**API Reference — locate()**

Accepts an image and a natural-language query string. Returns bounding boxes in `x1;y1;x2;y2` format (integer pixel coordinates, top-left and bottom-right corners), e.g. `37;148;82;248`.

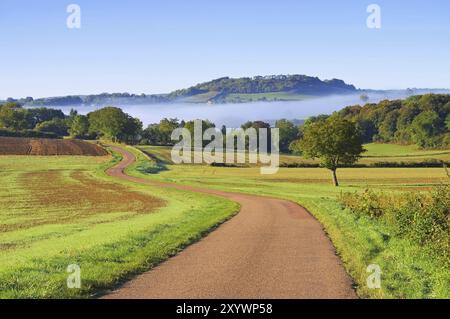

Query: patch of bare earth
0;170;164;232
0;137;108;156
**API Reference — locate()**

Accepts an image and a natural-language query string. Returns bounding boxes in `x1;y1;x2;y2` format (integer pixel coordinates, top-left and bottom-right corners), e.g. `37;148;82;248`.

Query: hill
10;74;357;106
168;75;356;103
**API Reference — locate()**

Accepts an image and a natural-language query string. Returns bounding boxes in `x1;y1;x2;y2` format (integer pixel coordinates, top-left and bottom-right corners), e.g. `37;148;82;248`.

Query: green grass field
134;145;450;299
362;143;449;157
0;151;238;298
142;143;450;168
1;142;448;299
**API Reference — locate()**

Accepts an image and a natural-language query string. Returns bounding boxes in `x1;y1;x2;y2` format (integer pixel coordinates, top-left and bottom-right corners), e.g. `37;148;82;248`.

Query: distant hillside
168;75;357;103
10;74;358;106
9;74;450;107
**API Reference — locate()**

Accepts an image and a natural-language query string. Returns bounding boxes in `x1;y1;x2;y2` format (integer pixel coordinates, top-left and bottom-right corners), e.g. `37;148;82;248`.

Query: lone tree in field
298;116;365;186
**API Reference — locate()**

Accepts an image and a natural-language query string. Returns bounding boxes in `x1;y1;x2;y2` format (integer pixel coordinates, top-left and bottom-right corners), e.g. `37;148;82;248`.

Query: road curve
103;146;356;299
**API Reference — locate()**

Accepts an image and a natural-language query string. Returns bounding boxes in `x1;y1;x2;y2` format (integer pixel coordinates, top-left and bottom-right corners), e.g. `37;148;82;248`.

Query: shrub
340;185;449;258
340;189;388;218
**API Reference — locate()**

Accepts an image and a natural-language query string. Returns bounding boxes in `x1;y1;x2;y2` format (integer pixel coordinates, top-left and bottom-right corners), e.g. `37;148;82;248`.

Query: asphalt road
102;146;356;299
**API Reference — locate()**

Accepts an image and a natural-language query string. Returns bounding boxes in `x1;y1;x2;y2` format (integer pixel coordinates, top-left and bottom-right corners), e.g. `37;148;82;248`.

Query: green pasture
0;152;238;298
134;144;450;299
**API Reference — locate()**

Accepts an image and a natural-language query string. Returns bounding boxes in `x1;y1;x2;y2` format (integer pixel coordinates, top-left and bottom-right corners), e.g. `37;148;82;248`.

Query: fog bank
54;90;449;127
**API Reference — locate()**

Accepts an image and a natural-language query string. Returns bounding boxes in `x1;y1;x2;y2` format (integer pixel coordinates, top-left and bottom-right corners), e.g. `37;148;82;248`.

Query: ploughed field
0;137;108;156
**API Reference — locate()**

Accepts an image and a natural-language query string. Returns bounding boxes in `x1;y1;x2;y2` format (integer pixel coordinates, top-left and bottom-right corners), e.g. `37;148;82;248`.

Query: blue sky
0;0;449;99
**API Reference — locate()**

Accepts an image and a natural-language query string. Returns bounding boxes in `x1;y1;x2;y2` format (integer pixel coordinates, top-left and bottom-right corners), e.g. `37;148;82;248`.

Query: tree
0;103;31;131
410;111;445;148
69;115;89;138
27;108;65;127
87;107;142;143
378;111;399;142
275;119;298;153
241;121;271;151
288;139;303;155
142;118;181;145
35;118;69;136
184;119;216;147
298;116;365;186
158;118;181;145
121;117;143;144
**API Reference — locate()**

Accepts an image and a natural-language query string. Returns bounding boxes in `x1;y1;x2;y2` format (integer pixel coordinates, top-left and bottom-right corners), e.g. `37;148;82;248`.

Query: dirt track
0;137;107;156
103;146;356;299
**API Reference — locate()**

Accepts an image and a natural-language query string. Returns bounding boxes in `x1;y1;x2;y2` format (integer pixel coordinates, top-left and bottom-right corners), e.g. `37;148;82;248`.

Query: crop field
141;143;450;168
0;151;238;298
1;140;448;298
134;145;450;298
0;137;108;156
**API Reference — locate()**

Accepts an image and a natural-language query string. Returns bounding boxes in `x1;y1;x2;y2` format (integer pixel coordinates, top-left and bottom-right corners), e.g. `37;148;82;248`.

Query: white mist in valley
54;90;448;127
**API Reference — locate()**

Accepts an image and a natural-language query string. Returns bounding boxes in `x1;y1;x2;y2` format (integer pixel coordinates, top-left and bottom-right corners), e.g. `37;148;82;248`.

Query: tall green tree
27;108;65;127
0;103;31;131
87;107;142;143
410;111;445;148
298;116;365;186
69;115;89;138
184;119;216;147
142;118;181;145
378;111;399;142
275;119;298;153
241;121;271;151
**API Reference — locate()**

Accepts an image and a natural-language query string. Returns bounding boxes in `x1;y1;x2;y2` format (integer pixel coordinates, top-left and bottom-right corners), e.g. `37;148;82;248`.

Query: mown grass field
134;144;450;299
0;151;238;298
142;143;450;168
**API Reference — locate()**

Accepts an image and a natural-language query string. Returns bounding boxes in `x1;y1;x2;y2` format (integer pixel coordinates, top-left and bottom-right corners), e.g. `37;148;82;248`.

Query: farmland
135;142;450;169
0;137;107;156
0;148;238;298
133;144;450;298
1;139;448;298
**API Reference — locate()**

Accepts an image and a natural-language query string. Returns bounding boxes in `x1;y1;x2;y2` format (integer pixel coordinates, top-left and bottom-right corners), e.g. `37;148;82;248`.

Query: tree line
2;94;449;151
337;94;450;148
0;103;142;143
2;94;449;186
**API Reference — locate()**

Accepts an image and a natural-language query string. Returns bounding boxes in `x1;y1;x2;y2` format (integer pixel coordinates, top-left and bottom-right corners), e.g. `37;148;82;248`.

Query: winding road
103;146;356;299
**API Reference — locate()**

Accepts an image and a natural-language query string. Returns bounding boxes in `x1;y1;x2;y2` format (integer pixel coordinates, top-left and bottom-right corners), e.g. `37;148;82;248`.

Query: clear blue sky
1;0;449;99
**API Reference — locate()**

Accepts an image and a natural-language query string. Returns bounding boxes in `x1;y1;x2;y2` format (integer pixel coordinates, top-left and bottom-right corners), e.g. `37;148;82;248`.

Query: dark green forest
336;94;450;148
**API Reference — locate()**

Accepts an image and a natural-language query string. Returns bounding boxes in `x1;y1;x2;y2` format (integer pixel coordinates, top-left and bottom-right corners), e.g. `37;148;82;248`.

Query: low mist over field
52;90;448;127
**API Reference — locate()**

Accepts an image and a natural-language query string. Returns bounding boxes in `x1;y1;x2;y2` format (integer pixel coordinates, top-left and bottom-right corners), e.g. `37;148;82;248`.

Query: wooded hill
9;75;357;106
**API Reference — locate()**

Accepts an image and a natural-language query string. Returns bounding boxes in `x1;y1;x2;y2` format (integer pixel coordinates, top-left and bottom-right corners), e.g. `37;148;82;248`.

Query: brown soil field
0;137;108;156
1;170;164;233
